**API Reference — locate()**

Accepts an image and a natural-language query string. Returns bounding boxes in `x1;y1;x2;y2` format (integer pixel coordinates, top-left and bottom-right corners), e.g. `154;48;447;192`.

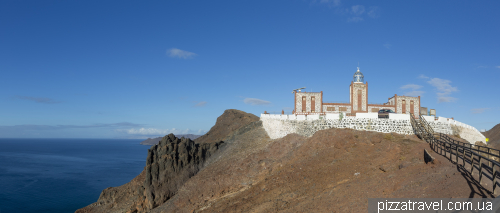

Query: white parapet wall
419;115;486;144
356;113;378;119
260;114;486;144
261;114;413;140
389;113;410;120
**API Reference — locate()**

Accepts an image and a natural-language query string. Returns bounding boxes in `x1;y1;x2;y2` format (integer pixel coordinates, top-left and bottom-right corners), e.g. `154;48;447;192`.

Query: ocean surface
0;138;151;213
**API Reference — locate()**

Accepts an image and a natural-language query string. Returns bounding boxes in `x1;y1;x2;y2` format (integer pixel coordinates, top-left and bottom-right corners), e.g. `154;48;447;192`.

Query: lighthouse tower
349;67;368;113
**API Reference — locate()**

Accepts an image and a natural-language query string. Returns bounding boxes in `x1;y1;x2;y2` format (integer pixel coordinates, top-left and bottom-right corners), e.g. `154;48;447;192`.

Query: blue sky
1;0;499;138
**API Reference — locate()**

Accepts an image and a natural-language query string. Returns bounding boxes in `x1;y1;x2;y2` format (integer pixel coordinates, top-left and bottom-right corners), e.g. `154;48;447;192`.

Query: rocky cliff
140;134;202;146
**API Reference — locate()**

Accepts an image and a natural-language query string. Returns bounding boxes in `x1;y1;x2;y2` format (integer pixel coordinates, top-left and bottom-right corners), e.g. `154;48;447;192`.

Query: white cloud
167;48;197;59
471;108;489;114
496;66;500;69
400;84;422;90
427;78;458;96
437;97;457;103
367;6;380;18
243;98;271;106
477;65;488;69
194;101;207;107
418;74;429;79
427;78;458;103
318;0;341;6
404;91;425;97
124;128;191;135
351;5;365;15
383;43;392;49
347;17;364;22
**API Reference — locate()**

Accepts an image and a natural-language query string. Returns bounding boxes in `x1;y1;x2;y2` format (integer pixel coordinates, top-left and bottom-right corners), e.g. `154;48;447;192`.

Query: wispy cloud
367;6;380;18
471;108;489;114
351;5;365;15
0;122;141;131
400;84;424;97
194;101;207;107
477;65;488;69
317;0;341;7
400;84;422;90
347;17;363;22
404;91;425;97
383;43;392;49
437;97;457;103
14;96;60;104
243;98;271;106
347;5;379;22
427;78;458;103
122;127;204;136
313;1;379;23
496;66;500;69
418;74;429;79
167;48;197;59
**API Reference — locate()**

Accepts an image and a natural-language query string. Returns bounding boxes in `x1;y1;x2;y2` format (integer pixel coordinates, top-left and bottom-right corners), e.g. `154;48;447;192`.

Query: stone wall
261;114;486;144
424;117;486;144
261;115;413;139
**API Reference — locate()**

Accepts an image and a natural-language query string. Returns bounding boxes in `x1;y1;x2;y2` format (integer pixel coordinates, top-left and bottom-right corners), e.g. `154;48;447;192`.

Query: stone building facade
293;67;422;116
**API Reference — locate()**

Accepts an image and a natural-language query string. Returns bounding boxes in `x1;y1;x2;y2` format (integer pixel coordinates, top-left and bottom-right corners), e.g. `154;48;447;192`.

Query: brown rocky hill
194;109;259;144
484;123;500;149
77;110;494;213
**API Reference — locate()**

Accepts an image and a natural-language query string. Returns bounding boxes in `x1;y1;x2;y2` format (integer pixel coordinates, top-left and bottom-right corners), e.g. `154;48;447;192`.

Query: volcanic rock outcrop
76;134;223;213
140;134;202;146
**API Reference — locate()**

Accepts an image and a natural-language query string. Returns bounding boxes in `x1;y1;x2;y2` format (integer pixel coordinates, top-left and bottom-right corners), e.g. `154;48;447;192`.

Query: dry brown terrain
484;124;500;150
77;110;495;213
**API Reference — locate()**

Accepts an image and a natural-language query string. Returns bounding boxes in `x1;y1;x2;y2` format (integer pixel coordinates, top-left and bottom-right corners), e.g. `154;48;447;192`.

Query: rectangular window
302;96;306;112
410;100;414;114
311;96;315;112
327;107;335;111
371;108;379;112
339;107;347;112
402;100;406;114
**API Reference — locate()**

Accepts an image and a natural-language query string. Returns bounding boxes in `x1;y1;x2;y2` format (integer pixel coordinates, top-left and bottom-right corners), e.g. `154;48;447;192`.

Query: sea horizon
0;138;150;213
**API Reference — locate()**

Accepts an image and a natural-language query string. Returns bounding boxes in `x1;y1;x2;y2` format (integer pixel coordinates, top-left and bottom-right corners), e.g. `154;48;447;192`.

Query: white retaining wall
356;113;378;119
423;116;486;144
261;114;413;139
260;114;486;144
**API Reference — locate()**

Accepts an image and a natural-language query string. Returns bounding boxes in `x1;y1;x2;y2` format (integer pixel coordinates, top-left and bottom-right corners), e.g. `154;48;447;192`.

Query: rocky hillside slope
194;109;259;144
77;110;494;213
484;123;500;149
140;134;202;145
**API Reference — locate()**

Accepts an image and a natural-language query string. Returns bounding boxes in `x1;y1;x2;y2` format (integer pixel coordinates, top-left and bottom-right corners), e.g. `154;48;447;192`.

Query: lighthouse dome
353;67;364;83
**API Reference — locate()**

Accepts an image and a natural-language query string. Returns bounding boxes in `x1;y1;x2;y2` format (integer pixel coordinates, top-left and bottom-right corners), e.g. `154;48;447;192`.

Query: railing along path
410;113;500;195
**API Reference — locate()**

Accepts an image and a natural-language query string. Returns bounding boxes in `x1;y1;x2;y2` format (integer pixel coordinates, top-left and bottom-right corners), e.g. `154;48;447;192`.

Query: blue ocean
0;138;151;213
